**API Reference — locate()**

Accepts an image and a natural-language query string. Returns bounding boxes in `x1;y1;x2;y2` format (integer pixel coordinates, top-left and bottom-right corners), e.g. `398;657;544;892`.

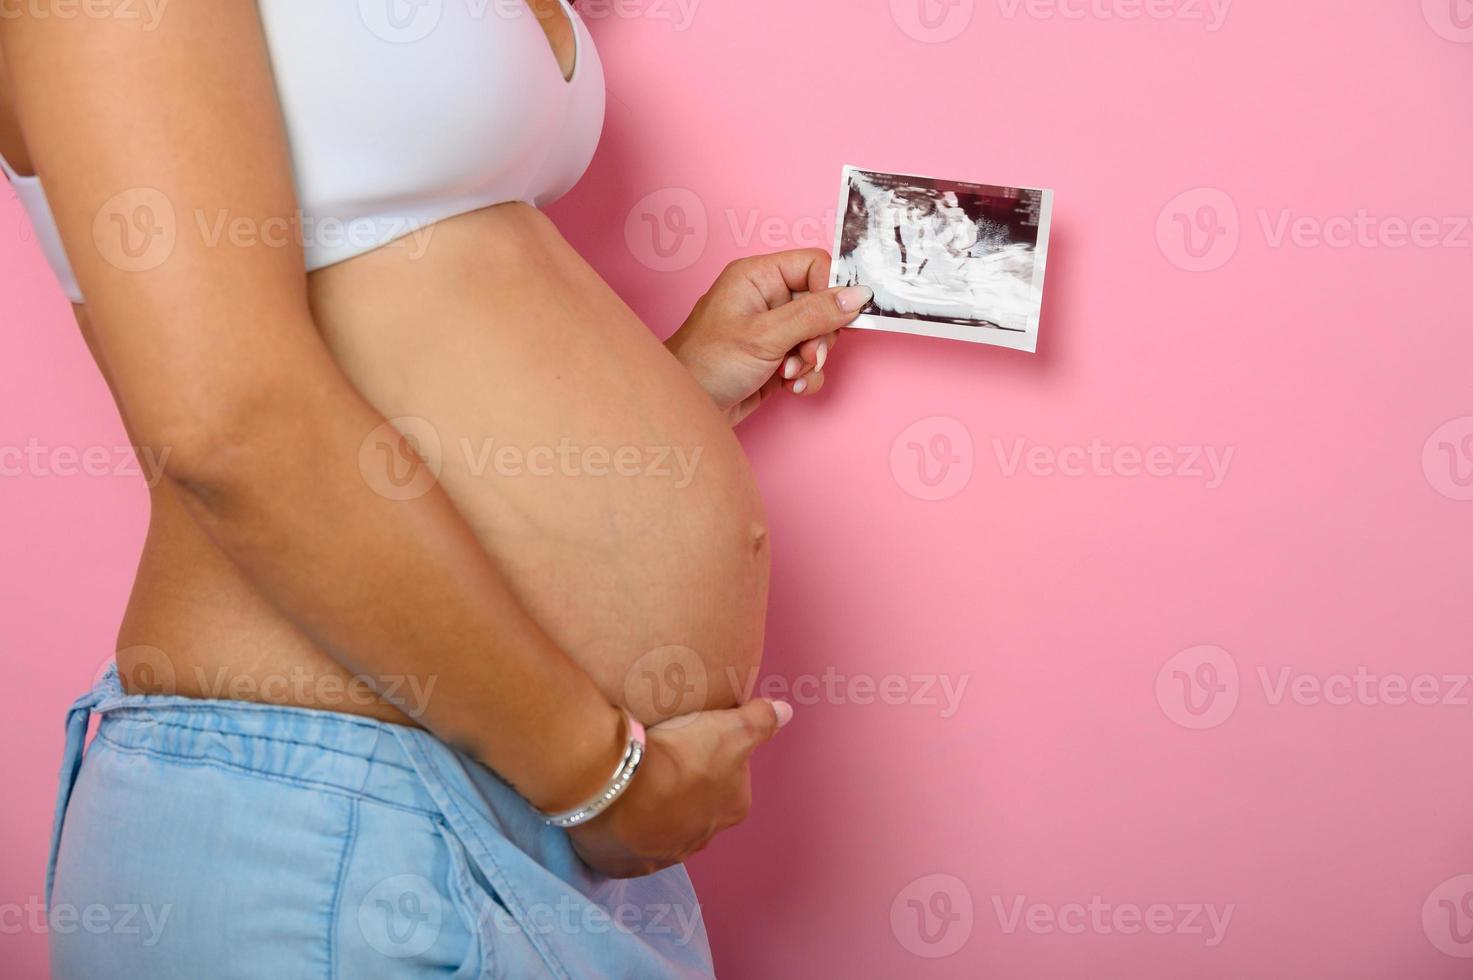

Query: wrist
521;698;627;815
666;331;738;417
538;707;646;827
664;324;698;374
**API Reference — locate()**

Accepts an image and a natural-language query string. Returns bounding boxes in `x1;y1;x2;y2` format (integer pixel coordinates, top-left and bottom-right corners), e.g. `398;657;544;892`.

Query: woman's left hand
666;248;872;425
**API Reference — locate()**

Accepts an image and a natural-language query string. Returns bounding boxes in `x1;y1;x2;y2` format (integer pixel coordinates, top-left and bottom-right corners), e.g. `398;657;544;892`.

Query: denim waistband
50;664;716;979
88;669;447;818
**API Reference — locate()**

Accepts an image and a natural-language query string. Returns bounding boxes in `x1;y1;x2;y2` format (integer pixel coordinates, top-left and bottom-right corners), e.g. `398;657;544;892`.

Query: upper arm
0;48;34;173
0;3;323;451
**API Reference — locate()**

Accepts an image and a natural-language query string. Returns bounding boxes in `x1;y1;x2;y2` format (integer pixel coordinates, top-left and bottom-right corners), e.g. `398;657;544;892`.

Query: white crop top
1;0;604;303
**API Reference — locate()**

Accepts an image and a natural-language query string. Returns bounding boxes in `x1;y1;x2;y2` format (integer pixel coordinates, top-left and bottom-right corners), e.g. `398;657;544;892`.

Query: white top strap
2;152;84;303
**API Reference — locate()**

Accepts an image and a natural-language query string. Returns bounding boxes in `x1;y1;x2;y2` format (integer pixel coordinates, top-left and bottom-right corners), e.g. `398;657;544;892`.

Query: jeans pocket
435;819;561;980
338;801;486;979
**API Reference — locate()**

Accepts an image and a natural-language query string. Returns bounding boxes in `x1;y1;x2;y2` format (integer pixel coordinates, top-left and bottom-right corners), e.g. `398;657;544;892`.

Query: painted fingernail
815;342;828;373
836;285;873;313
783;354;802;380
772;700;794;728
793;378;808;394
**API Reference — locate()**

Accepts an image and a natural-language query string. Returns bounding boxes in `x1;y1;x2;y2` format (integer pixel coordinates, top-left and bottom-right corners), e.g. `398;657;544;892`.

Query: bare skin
112;199;776;721
1;1;858;877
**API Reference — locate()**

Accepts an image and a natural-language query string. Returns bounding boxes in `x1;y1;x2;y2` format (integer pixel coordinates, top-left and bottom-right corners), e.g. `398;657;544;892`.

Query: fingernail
793;378;808;394
772;700;794;728
836;285;873;313
815;342;828;373
783;355;802;380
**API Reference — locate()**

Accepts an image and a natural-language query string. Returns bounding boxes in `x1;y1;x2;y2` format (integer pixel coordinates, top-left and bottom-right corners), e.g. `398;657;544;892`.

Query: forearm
1;5;620;818
168;352;621;813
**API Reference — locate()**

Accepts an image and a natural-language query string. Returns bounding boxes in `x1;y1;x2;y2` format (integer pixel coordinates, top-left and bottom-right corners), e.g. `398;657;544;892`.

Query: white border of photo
829;164;1054;354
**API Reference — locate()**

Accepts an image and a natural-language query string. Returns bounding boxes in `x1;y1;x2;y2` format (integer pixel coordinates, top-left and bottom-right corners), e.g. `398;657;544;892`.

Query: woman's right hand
567;698;793;878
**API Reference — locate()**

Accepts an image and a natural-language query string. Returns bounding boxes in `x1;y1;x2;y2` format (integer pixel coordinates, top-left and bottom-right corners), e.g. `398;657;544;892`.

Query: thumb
756;285;872;356
727;698;793;755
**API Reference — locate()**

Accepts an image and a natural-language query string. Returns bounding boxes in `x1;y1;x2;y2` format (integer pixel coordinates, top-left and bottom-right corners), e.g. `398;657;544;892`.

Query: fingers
777;329;840;398
781;331;839;378
799;330;838;373
787;368;825;397
726;698;792;758
717;767;754;834
758;284;872;356
725;248;833;311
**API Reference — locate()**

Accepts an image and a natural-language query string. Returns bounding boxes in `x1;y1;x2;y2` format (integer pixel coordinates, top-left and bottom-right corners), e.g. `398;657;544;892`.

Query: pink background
4;0;1473;975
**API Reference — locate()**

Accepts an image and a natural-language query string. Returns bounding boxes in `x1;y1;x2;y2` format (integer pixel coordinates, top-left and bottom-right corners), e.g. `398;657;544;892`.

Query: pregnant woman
1;2;870;976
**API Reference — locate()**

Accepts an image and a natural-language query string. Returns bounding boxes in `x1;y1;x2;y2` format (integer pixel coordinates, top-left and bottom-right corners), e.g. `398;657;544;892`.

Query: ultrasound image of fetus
834;170;1044;332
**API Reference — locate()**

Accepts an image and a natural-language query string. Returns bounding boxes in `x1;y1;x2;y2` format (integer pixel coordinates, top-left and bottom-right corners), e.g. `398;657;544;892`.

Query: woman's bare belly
113;203;769;726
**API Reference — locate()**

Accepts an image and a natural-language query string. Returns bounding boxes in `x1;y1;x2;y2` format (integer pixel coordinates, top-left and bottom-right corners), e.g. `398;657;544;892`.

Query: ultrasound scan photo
831;166;1054;352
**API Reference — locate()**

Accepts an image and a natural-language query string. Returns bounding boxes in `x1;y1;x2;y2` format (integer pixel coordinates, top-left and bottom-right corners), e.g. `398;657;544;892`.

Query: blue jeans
46;666;714;979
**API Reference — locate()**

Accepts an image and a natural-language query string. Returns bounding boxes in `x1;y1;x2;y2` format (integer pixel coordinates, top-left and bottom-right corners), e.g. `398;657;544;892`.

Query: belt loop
45;672;110;907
